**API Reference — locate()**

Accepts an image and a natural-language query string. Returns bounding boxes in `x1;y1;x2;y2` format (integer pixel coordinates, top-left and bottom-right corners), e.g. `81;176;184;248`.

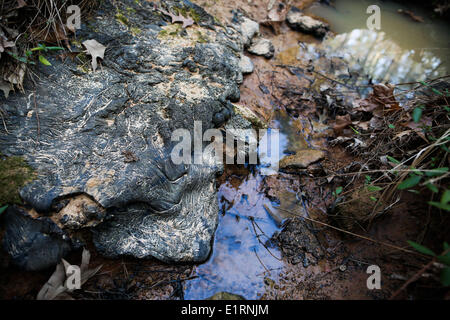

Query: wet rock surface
279;149;326;171
239;55;254;74
287;7;329;38
0;0;247;268
237;16;260;47
2;206;72;271
248;38;275;58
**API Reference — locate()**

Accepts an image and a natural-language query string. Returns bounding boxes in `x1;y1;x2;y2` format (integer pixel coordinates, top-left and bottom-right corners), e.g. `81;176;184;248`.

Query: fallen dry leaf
332;114;352;134
0;80;13;98
0;30;15;53
358;83;400;113
353;121;370;131
16;0;27;8
403;116;433;142
157;6;195;29
2;60;26;89
82;39;106;72
394;130;413;140
37;248;102;300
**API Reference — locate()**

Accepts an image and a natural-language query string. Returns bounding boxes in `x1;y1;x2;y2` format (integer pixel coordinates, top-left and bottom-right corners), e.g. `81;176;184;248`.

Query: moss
188;8;202;24
86;22;100;33
0;156;36;206
173;6;202;24
196;31;209;43
71;40;83;48
74;52;91;73
126;7;136;14
130;27;142;35
158;25;183;39
169;24;183;36
115;12;129;26
158;29;169;37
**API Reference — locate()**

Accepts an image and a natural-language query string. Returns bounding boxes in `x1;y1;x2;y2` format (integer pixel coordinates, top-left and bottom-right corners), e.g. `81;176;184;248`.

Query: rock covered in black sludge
2;206;72;271
0;0;248;268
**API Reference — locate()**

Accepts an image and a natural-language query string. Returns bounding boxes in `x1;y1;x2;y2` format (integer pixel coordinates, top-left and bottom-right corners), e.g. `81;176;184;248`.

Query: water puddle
184;172;283;300
306;0;450;84
184;110;311;300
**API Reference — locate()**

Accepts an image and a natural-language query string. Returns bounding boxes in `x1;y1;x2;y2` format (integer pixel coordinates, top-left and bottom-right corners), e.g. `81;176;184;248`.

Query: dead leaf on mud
332;114;352;134
353;121;370;131
394;130;413;140
403;116;433;142
82;39;106;72
358;83;400;113
37;248;102;300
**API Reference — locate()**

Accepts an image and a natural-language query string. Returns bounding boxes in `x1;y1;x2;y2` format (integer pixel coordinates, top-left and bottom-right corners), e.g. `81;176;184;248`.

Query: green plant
391;127;449;212
333;186;343;197
7;43;63;66
408;241;450;286
0;205;7;215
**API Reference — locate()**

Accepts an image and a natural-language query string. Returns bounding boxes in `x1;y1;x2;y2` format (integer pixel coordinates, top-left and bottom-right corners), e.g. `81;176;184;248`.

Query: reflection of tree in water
315;29;447;84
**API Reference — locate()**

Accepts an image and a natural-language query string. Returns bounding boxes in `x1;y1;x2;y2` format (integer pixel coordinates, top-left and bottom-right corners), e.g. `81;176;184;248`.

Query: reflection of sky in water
322;29;446;84
259;111;310;175
185;112;308;300
184;174;283;300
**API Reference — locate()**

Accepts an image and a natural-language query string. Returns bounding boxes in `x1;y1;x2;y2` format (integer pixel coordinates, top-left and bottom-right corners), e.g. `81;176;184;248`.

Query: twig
253;248;270;273
390;248;450;299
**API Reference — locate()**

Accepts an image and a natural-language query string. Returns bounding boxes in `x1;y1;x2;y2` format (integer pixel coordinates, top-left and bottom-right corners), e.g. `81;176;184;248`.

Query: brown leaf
0;31;15;53
358;83;400;113
158;7;195;29
354;121;370;131
404;116;432;142
394;130;413;140
16;0;27;8
369;116;383;130
332;114;353;135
